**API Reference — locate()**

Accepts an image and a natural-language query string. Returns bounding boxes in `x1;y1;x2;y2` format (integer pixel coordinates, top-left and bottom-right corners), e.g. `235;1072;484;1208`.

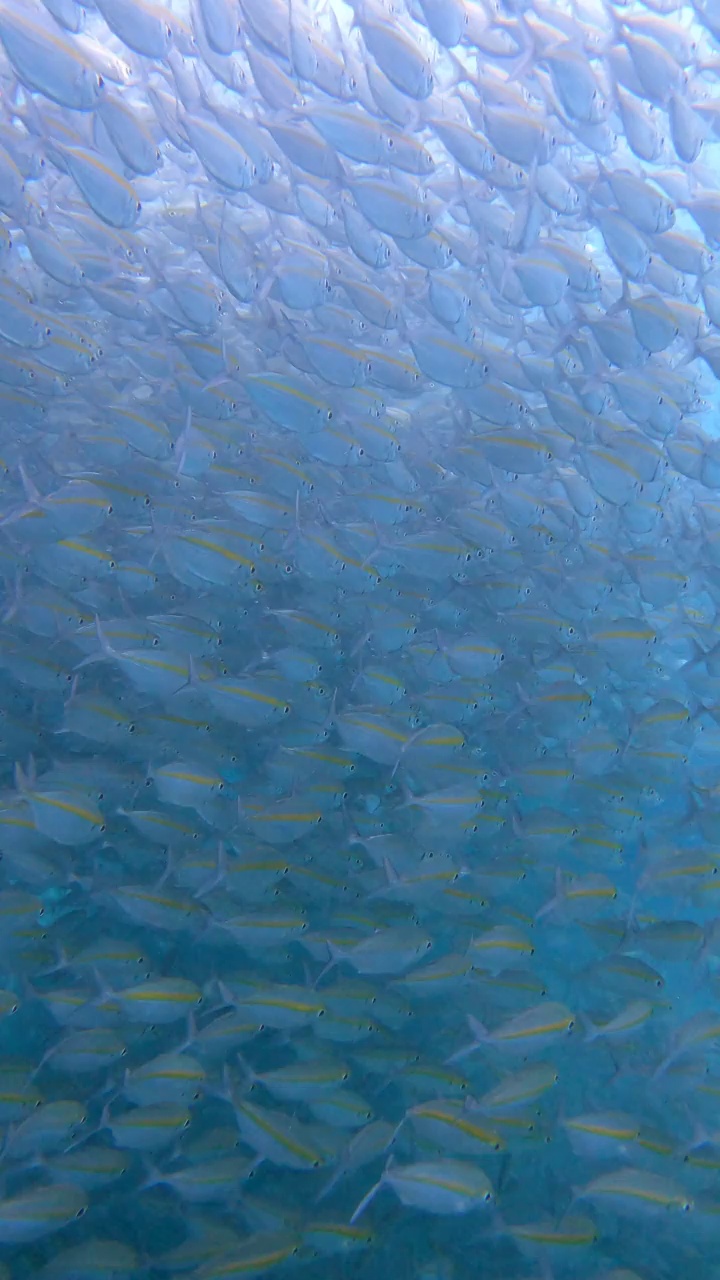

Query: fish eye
76;1206;87;1219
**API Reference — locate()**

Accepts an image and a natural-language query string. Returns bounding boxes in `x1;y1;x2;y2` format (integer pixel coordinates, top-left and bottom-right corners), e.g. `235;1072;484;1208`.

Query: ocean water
0;0;718;1277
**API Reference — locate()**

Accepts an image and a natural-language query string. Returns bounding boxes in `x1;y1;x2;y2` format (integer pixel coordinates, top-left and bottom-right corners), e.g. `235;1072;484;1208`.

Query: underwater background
0;0;718;1275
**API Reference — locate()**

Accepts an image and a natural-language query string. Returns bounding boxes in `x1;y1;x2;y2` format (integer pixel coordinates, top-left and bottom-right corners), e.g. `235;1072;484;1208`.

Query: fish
351;1157;494;1220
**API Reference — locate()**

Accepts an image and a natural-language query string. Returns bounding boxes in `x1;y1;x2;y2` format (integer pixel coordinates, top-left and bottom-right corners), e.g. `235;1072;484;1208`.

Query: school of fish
2;0;720;1275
